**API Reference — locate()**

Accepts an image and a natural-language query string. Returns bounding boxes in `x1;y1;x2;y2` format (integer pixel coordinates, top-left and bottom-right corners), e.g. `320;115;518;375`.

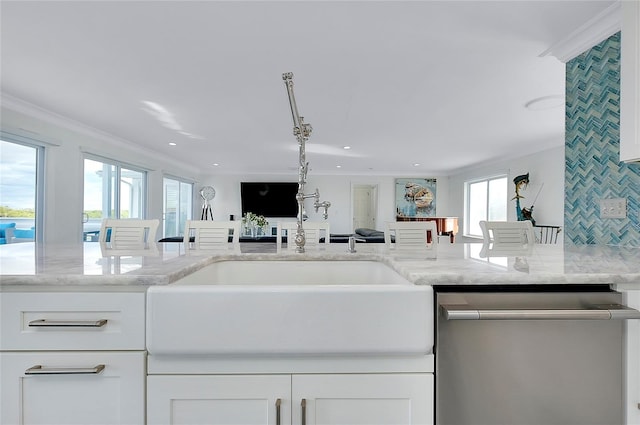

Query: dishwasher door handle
441;303;640;320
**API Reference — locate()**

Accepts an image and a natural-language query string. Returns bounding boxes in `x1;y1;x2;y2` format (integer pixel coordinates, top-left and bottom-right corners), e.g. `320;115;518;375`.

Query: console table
395;216;459;243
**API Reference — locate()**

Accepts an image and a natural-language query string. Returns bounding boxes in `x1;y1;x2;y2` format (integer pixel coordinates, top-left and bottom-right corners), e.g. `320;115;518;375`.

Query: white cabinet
0;291;145;350
0;291;146;425
147;373;433;425
621;0;640;163
624;289;640;425
292;374;433;425
0;351;145;425
147;375;291;425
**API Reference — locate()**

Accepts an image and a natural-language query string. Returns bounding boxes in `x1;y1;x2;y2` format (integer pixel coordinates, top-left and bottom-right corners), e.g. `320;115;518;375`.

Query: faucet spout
314;200;331;219
282;72;331;253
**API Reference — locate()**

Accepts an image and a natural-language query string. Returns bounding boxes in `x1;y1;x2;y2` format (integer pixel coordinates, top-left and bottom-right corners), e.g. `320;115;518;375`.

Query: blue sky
1;140;106;213
0;140;36;210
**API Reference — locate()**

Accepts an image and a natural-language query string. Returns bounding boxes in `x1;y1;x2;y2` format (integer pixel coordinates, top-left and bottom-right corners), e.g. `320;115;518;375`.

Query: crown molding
1;92;200;174
540;1;621;63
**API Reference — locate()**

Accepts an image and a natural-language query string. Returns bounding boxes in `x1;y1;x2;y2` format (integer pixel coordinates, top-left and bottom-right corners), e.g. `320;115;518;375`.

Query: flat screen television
241;182;299;217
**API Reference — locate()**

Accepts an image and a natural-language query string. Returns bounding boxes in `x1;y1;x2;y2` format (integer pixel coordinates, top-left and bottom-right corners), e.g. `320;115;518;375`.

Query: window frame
83;153;150;221
464;174;508;238
0;132;46;243
162;175;194;238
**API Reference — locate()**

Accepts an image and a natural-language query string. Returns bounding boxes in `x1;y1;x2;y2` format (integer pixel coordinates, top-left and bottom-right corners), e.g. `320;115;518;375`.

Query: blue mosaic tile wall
565;32;640;246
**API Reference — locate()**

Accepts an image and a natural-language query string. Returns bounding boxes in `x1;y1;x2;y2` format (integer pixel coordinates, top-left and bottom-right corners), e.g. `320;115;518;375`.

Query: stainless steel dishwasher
435;285;640;425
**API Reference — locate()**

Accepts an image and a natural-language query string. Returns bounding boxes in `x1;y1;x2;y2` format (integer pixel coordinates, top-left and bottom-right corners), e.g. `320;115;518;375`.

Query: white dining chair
479;220;535;248
276;221;330;251
99;218;159;249
183;220;241;251
384;221;438;256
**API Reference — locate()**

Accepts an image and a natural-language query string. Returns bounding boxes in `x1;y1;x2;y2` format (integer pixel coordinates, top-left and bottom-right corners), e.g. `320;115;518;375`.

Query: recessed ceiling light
168;142;177;146
336;165;342;168
343;146;351;150
212;163;219;166
413;163;420;167
525;95;564;110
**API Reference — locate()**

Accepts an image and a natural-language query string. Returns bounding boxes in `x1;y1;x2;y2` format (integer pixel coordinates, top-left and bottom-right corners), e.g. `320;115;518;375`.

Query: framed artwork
395;178;437;219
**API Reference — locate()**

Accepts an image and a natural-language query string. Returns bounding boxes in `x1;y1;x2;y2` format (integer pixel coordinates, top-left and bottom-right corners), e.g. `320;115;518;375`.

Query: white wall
198;174;450;234
447;146;565;242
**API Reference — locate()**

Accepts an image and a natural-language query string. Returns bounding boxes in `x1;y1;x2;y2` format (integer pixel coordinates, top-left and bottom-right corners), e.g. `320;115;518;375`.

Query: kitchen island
1;241;639;287
1;241;639;425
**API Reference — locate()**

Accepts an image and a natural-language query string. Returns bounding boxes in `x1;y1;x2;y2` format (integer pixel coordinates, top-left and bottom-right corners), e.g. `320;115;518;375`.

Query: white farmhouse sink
171;260;415;285
146;260;433;356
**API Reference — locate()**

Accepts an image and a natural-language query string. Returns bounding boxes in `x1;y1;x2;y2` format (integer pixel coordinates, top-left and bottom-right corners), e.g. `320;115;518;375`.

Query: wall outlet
599;198;627;219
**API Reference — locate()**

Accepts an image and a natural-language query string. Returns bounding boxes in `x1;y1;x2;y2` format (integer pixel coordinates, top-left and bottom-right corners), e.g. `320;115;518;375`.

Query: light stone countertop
0;241;639;288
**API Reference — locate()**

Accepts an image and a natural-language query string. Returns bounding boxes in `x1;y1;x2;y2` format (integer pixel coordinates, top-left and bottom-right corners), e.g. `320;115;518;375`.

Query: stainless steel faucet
282;72;331;253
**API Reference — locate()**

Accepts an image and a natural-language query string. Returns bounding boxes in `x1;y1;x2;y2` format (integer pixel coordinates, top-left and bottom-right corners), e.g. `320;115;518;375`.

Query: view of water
0;218;35;230
0;218;103;233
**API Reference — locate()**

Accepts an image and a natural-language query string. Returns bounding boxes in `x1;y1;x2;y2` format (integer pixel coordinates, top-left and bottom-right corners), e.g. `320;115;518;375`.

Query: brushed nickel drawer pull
301;398;306;425
276;398;281;425
441;304;640;320
25;364;106;375
28;319;108;328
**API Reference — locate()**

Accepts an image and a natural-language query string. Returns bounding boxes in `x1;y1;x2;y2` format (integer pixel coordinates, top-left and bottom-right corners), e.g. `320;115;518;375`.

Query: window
0;138;44;243
465;175;507;238
83;157;147;241
466;242;508;268
163;177;193;238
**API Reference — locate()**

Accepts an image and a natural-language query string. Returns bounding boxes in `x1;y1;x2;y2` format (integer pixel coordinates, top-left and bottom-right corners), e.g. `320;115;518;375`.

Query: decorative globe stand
200;186;215;220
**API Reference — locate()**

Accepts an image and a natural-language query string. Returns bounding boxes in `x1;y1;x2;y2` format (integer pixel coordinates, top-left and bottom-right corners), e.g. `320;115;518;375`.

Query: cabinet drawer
0;292;145;350
0;351;145;425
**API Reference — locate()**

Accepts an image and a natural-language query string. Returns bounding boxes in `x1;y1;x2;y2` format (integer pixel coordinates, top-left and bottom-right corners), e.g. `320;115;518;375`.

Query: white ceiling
0;1;615;176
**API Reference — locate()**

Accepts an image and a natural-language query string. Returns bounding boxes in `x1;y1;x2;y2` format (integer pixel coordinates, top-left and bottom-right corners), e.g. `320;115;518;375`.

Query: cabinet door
147;374;291;425
292;373;433;425
0;351;145;425
626;291;640;425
